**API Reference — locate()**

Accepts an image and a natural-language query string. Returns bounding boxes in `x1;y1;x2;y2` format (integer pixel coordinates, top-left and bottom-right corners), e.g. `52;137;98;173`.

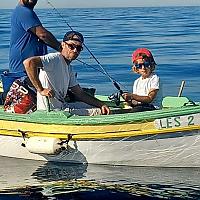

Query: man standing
23;31;110;115
9;0;61;73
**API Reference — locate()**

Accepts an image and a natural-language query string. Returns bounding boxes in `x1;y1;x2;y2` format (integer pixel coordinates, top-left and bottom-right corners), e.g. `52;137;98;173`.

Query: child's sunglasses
134;61;150;69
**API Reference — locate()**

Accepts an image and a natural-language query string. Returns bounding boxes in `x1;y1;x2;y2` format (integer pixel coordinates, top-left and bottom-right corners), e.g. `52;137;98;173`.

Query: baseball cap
63;31;84;43
132;48;156;64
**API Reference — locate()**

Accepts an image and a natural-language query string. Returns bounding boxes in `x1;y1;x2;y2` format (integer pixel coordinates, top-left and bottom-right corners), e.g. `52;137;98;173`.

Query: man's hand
39;88;54;98
101;104;110;115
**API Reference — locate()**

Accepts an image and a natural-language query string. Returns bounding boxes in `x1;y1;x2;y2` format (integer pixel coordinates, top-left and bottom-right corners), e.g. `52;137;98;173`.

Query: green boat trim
0;100;200;125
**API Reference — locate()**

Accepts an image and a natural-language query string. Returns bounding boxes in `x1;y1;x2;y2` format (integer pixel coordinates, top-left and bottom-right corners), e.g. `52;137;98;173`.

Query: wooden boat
0;94;200;167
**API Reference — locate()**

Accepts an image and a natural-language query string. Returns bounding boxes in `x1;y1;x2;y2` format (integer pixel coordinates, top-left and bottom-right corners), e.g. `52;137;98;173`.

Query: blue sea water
0;6;200;100
0;6;200;199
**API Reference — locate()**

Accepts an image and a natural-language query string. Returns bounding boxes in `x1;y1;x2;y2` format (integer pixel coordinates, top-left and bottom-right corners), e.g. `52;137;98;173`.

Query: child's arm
122;89;158;105
132;89;158;104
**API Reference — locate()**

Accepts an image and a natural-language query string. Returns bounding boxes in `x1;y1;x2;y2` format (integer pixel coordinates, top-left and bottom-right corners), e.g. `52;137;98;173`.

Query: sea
0;5;200;200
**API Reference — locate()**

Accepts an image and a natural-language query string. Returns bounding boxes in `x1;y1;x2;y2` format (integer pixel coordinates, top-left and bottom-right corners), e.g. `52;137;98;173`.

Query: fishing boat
0;92;200;167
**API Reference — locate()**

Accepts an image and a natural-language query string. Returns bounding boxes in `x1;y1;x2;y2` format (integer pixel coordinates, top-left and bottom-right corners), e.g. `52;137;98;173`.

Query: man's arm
23;57;54;97
30;26;61;52
71;85;110;115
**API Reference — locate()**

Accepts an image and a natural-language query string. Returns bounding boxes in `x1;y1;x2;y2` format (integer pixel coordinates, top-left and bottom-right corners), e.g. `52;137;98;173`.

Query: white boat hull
1;130;200;167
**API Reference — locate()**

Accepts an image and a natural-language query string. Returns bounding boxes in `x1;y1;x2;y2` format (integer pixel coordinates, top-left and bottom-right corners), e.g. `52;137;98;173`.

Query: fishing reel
108;92;121;106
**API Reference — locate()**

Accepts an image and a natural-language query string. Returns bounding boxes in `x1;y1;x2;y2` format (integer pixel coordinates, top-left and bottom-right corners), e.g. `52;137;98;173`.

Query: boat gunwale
0;105;200;125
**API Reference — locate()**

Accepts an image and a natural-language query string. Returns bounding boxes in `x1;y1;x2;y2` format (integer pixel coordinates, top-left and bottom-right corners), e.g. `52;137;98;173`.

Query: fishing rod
46;0;124;95
76;59;126;106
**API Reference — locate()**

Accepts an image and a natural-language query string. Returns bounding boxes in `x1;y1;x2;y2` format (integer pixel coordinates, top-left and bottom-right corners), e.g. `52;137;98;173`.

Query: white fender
26;137;62;155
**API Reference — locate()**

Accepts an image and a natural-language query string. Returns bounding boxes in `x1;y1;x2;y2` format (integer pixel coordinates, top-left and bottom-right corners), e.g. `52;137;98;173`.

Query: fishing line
46;0;73;31
76;59;126;90
46;0;124;95
76;59;107;75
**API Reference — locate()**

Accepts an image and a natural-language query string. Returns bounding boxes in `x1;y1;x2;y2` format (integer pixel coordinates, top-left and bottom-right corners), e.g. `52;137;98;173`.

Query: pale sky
0;0;200;9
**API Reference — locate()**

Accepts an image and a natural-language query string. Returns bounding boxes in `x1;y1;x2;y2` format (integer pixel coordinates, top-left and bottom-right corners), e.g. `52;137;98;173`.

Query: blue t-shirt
9;4;47;72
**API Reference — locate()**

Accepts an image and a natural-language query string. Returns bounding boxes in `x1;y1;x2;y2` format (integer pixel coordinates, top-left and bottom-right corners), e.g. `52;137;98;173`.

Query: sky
0;0;200;9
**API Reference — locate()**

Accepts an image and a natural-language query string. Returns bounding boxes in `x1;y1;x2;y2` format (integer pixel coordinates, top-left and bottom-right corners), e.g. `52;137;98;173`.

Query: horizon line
1;4;200;9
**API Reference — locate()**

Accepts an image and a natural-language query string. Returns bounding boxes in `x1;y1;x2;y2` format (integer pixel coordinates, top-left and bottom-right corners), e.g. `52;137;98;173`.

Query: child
122;48;162;112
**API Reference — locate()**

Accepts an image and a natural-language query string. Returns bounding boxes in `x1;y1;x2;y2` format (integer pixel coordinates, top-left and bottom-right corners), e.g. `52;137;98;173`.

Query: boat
0;92;200;167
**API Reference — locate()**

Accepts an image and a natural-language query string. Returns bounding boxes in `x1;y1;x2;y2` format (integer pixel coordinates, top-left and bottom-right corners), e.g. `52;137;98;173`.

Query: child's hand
131;99;138;106
122;92;132;102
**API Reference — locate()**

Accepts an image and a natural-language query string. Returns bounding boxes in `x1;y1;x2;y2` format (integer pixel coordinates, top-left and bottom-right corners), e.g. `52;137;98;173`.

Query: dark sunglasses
65;42;83;52
134;61;150;69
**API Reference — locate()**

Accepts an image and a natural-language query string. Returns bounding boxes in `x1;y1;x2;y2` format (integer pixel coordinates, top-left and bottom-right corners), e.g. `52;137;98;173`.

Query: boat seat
162;96;195;108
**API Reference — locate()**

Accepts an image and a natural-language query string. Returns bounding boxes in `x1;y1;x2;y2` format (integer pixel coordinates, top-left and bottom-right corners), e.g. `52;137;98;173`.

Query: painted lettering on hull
155;114;200;129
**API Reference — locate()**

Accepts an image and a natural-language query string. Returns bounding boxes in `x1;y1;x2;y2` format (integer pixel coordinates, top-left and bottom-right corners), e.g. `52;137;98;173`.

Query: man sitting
23;31;110;116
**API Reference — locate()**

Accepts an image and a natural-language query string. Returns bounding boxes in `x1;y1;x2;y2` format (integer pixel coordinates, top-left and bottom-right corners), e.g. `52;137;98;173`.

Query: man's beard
22;0;37;9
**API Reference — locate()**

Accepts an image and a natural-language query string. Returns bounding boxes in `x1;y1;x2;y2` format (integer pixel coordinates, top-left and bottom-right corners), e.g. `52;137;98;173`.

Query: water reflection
32;161;87;182
1;156;200;199
0;156;87;190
